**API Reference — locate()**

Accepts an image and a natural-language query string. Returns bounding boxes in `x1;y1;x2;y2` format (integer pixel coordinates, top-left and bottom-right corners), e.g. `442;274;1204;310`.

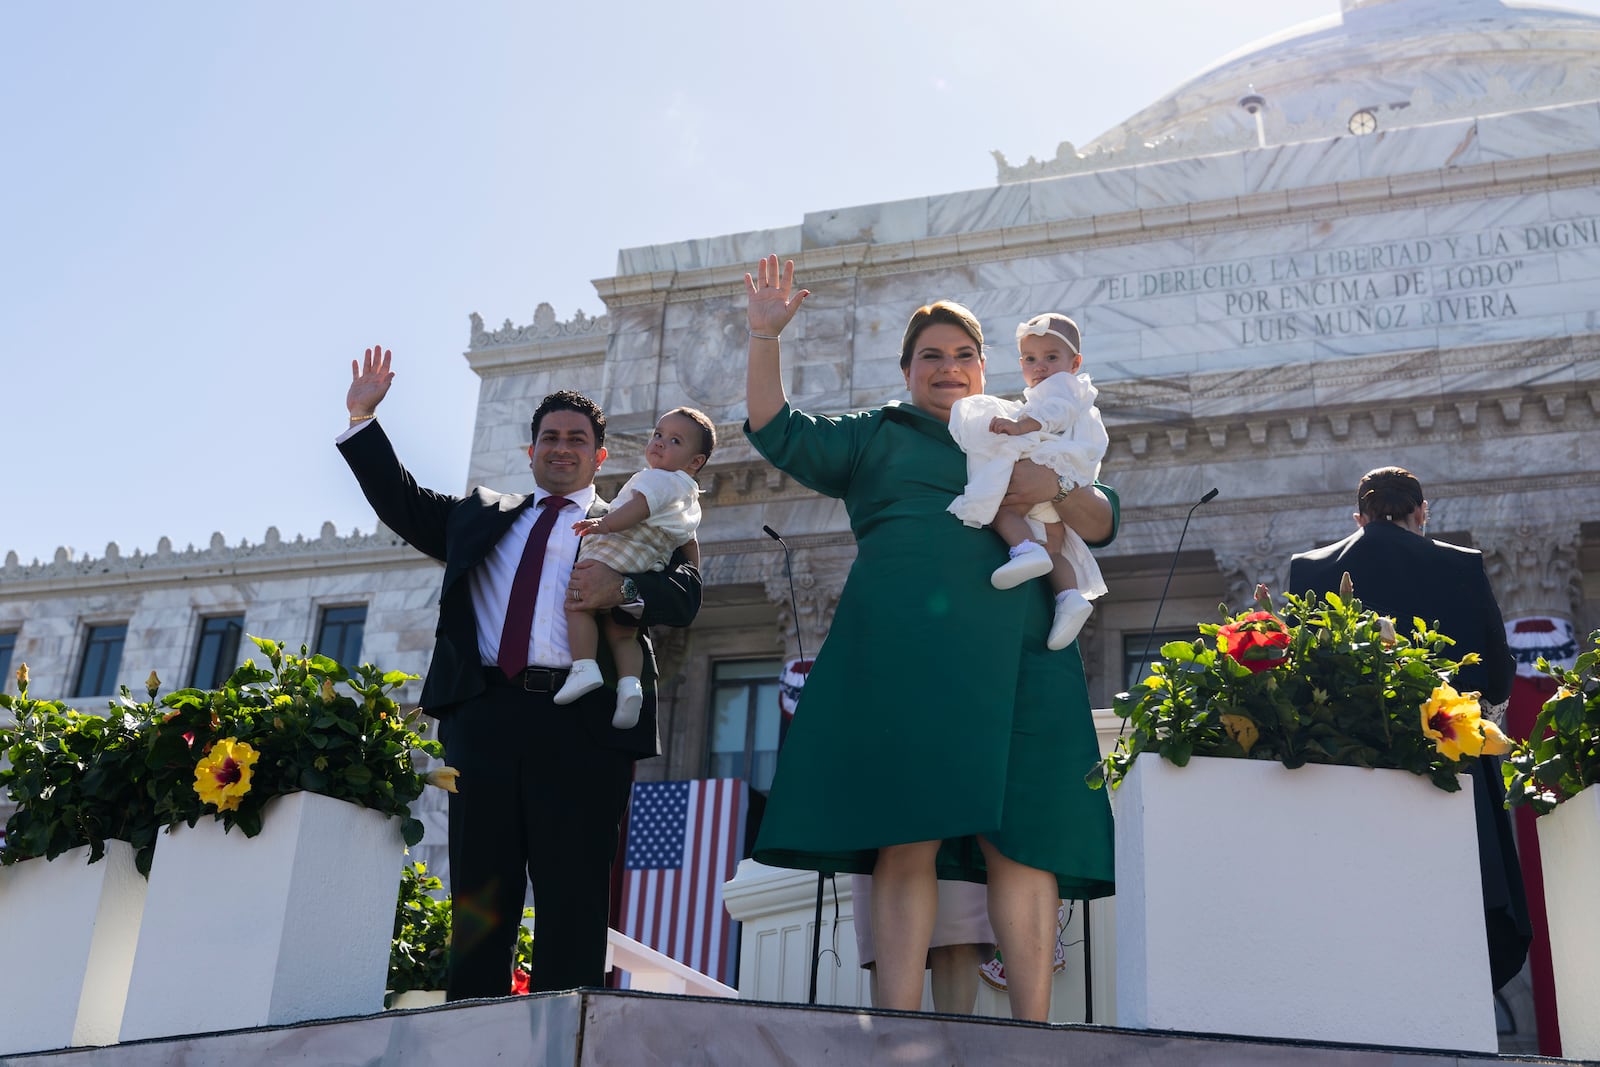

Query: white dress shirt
468;487;595;669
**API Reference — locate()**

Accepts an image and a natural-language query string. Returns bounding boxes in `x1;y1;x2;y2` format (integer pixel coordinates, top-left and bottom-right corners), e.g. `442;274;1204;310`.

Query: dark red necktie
497;495;571;679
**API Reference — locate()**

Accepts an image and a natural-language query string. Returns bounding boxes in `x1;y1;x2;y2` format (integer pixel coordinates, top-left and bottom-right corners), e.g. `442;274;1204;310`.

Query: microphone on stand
1126;488;1220;696
763;525;806;665
764;524;828;1005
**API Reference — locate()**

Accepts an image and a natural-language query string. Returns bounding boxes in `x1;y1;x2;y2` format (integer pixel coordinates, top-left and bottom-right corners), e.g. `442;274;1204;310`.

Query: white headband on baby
1016;314;1081;356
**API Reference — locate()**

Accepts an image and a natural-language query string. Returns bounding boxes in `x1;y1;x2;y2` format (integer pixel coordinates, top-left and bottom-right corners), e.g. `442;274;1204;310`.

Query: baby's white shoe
554;659;603;705
992;541;1053;590
612;676;644;729
1047;590;1093;651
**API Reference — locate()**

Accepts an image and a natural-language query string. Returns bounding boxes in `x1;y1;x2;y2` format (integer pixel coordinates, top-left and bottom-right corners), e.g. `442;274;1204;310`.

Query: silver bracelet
748;330;781;341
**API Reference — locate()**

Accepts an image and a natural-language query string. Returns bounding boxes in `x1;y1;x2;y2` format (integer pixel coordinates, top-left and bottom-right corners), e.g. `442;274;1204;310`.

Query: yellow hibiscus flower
423;766;461;793
193;738;261;812
1377;617;1397;649
1478;718;1513;757
1219;714;1260;754
1420;684;1486;760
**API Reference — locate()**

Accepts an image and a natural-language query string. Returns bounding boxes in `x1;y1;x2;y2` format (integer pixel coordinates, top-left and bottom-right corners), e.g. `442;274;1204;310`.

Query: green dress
748;402;1117;899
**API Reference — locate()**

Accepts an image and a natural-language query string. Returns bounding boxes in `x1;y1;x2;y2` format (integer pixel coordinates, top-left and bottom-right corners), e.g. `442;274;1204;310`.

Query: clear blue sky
5;1;1591;564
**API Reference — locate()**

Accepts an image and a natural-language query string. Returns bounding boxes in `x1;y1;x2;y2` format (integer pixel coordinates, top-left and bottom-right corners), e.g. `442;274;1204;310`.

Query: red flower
511;969;531;995
1216;611;1291;673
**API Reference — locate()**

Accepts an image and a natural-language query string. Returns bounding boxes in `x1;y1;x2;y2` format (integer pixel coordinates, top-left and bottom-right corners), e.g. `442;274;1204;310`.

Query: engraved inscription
1095;217;1598;346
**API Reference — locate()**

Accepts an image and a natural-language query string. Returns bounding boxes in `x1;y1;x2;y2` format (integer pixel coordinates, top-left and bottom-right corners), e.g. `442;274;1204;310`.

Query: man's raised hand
347;344;395;418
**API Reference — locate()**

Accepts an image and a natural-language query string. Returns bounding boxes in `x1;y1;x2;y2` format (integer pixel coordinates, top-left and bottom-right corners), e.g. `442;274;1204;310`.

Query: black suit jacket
338;421;701;757
1287;523;1512;703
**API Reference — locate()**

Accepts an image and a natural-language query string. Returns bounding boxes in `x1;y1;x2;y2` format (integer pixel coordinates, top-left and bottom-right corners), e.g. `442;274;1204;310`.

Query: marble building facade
463;0;1600;749
2;0;1597;983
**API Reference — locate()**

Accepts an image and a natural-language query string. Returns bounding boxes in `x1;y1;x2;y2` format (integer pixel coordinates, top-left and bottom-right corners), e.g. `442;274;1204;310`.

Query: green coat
748;402;1116;898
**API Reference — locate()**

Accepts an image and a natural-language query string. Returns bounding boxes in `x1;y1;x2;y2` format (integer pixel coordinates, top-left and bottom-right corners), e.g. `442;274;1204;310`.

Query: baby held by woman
948;313;1108;650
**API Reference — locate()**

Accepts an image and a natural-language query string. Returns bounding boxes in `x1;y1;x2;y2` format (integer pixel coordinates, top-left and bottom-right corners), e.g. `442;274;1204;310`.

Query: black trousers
439;675;634;999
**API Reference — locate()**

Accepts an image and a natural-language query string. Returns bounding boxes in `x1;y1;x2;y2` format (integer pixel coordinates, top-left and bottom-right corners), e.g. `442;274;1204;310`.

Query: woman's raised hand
745;254;809;339
347;343;395;418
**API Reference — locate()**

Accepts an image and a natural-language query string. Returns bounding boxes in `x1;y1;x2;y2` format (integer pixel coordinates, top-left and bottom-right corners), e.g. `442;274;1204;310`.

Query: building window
75;623;128;697
315;605;367;667
708;659;783;793
0;631;16;694
1122;630;1198;692
189;615;245;689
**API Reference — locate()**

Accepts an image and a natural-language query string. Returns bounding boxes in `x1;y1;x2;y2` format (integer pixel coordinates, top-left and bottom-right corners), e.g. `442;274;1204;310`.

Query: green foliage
0;671;166;874
0;638;445;877
1505;629;1600;813
1094;587;1479;794
147;637;441;845
387;861;452;1000
385;861;535;1000
515;906;535;982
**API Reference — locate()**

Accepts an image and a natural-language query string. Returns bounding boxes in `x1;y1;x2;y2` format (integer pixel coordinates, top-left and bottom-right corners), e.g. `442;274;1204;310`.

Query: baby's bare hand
989;417;1025;436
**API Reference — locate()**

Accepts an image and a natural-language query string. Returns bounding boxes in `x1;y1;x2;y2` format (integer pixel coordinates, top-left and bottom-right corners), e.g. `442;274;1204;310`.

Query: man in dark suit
1288;465;1529;990
337;344;701;999
1287;466;1511;701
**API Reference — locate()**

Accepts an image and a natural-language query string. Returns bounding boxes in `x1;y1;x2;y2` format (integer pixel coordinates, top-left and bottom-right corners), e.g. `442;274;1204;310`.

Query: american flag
617;778;748;986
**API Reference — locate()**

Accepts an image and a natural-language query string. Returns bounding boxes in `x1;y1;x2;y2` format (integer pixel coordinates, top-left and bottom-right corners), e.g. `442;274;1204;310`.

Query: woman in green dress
743;256;1119;1021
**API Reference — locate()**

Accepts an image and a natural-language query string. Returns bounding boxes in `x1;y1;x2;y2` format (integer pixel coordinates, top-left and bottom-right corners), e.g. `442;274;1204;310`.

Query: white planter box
1536;782;1600;1060
119;791;404;1041
0;841;147;1054
1115;755;1495;1052
386;989;447;1010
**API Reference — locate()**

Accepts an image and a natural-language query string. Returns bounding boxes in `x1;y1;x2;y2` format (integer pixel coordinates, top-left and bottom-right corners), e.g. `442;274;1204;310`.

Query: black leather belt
485;665;570;693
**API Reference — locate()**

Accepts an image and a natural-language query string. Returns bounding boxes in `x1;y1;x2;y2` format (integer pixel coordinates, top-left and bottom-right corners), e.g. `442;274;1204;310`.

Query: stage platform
0;990;1586;1067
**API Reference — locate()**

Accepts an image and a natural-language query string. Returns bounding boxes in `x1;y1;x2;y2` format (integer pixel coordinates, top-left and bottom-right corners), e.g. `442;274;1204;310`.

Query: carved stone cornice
1212;533;1293;615
1096;335;1600;469
760;546;850;657
1477;520;1585;621
464;307;611;375
468;306;611;350
1;523;432;597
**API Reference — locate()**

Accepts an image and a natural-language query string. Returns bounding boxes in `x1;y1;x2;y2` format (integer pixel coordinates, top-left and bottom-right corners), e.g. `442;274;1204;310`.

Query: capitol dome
1088;0;1600;151
998;0;1600;178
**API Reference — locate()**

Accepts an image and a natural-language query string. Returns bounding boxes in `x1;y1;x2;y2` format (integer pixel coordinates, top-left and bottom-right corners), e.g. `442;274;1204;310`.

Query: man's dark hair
1357;465;1423;524
530;390;606;447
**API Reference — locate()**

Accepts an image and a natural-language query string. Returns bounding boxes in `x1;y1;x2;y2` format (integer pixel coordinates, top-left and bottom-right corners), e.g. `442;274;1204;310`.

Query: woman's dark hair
1357;465;1424;523
899;300;985;371
530;390;606;447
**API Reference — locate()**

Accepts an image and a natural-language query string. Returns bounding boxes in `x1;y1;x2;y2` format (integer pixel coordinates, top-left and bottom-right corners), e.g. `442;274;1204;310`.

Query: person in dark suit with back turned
1288;465;1530;990
337;343;702;999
